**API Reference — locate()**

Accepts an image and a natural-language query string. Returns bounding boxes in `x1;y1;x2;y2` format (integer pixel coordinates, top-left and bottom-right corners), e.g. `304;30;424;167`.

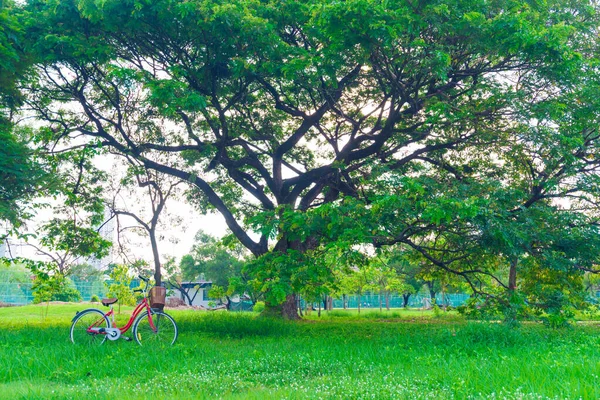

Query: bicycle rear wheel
133;311;178;346
70;309;110;345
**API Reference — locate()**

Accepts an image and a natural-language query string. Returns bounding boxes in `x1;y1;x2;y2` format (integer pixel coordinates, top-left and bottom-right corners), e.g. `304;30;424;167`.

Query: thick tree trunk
385;292;390;311
266;233;320;319
343;294;347;309
508;258;518;293
402;293;411;308
264;294;300;319
265;294;301;319
504;258;520;324
282;294;300;319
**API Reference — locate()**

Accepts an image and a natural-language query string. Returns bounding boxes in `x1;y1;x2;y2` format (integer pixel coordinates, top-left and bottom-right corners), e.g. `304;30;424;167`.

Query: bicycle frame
86;296;157;336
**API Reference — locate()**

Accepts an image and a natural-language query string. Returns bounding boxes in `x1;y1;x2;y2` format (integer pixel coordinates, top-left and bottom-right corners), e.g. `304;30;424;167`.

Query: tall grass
1;304;599;399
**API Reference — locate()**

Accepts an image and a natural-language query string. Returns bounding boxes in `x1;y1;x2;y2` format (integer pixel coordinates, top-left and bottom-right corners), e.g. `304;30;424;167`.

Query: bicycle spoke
133;311;178;346
70;309;109;345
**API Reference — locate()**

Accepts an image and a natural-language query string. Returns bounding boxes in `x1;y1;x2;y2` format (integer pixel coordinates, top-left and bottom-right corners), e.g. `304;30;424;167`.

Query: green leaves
144;78;207;118
7;0;600;316
26;261;82;306
106;264;136;307
0;126;57;231
39;219;111;259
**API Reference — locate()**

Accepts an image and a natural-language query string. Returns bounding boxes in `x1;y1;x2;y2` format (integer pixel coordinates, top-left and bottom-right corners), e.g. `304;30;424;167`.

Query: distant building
86;210;116;270
168;281;213;307
0;237;27;259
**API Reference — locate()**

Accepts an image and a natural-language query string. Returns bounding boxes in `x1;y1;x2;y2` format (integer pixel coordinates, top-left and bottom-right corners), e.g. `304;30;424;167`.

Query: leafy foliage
27;261;82;306
180;230;263;306
5;0;600;318
105;264;135;310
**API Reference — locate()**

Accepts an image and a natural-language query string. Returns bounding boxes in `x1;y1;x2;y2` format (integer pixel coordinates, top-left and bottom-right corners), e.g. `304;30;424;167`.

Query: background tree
105;264;135;313
107;159;183;286
340;266;372;314
22;154;111;275
0;1;55;233
180;231;245;286
179;230;253;307
388;252;424;308
27;260;82;318
364;258;401;311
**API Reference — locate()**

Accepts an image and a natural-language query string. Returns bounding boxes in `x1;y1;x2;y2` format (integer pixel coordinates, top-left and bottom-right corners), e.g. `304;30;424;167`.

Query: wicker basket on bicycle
149;286;166;310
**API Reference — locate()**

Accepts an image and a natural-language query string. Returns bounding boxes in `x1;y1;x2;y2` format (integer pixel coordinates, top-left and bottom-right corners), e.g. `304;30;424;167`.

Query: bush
537;290;576;328
581;304;600;320
105;265;135;307
50;284;82;302
541;308;574;329
90;294;100;303
31;270;82;304
253;301;265;313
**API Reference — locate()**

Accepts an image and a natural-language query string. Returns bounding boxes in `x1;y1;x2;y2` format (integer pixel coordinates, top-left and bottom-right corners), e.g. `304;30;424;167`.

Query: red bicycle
70;276;178;346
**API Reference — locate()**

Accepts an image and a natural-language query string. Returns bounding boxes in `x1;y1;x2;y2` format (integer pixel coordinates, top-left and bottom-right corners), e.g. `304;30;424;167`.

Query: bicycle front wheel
70;309;110;345
133;311;178;346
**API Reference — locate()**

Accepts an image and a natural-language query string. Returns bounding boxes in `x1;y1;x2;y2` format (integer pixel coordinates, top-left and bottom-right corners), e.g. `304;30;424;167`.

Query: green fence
0;281;34;305
0;279;110;305
0;277;151;305
304;293;471;310
1;275;470;310
229;301;254;311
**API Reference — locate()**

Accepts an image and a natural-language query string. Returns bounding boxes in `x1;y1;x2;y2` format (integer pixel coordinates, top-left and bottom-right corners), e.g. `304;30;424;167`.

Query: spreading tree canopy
10;0;600;317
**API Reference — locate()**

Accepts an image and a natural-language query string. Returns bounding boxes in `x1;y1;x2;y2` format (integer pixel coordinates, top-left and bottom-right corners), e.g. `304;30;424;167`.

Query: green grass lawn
1;304;599;399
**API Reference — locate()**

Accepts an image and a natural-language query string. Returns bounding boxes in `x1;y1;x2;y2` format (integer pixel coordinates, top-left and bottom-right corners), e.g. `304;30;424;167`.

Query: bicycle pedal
122;336;132;341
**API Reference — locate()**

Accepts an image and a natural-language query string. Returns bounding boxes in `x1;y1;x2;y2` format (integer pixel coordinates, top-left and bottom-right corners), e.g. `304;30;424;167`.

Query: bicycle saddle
101;298;118;307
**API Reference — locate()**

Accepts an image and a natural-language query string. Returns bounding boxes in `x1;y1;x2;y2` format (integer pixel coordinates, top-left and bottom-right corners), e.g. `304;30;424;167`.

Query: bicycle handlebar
139;275;149;283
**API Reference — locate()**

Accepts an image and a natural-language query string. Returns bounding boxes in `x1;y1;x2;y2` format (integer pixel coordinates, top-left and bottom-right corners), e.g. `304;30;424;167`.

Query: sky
114;197;230;264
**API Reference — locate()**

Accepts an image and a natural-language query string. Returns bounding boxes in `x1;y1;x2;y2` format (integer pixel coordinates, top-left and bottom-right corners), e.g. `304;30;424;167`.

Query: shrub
253;301;265;313
51;284;82;302
105;264;135;309
90;294;100;303
31;268;82;304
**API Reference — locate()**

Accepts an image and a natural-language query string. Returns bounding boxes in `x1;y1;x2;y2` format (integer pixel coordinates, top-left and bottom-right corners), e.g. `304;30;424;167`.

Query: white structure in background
167;281;213;307
86;209;116;270
0;237;27;259
0;223;26;259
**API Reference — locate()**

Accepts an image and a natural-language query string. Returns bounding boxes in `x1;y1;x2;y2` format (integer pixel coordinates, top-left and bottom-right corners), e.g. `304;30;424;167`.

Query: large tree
0;1;54;231
14;0;600;317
